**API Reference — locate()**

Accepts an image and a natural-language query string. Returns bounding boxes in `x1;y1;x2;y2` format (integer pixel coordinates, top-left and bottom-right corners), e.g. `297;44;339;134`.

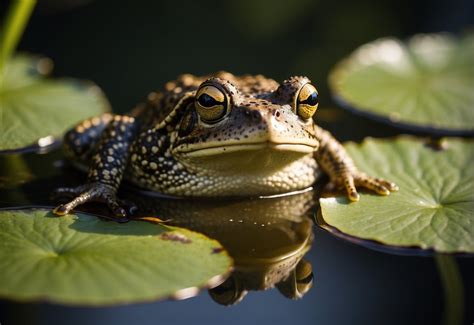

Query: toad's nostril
274;110;281;119
251;111;260;120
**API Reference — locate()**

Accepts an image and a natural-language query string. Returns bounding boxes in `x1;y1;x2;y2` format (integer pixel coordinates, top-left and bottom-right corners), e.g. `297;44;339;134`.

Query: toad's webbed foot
52;183;132;217
335;171;399;202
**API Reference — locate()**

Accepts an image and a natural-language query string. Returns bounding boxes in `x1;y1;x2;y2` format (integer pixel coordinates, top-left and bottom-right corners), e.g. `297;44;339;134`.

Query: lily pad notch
319;137;474;254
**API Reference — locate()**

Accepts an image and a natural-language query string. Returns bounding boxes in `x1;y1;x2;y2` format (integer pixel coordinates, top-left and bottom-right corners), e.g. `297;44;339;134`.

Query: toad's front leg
53;115;139;217
313;125;398;201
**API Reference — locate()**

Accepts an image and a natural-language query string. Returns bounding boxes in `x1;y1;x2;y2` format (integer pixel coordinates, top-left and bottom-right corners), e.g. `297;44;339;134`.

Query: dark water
1;0;474;324
1;147;473;325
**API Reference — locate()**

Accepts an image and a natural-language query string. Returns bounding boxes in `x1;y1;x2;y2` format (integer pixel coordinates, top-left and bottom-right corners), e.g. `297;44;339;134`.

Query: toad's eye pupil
301;92;318;106
198;93;220;107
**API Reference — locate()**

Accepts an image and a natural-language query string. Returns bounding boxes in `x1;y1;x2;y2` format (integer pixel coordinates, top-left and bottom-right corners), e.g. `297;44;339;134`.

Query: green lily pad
0;209;232;305
0;54;110;152
329;33;474;136
320;137;474;254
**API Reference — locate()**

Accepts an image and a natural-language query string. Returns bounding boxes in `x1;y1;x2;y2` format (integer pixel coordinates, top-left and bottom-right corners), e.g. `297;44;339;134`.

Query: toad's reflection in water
129;189;317;306
208;244;313;306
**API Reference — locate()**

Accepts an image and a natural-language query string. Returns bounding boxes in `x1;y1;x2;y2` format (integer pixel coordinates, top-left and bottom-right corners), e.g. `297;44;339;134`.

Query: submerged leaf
0;54;110;152
0;209;232;305
320;137;474;254
329;33;474;135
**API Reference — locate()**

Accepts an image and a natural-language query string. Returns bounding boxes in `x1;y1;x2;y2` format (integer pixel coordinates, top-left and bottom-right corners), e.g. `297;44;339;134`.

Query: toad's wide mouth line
174;141;317;156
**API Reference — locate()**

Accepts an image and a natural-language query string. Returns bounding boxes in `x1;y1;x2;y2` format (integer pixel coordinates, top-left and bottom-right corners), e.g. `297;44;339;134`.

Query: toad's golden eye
195;84;229;123
296;83;319;119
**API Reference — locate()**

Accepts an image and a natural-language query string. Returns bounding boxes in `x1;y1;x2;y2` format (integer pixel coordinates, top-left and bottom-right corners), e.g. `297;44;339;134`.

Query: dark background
1;0;474;324
14;0;474;116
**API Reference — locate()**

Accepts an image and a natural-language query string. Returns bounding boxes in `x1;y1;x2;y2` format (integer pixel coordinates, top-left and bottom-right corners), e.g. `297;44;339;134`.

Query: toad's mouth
173;141;318;158
172;140;319;173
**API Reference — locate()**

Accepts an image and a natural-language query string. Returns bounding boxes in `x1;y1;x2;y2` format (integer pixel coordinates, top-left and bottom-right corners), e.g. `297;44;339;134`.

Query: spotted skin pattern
53;72;397;217
54;115;139;216
63;113;114;164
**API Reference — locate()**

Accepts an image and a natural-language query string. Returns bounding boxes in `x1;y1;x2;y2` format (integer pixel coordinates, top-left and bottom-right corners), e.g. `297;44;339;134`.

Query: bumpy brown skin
53;72;397;217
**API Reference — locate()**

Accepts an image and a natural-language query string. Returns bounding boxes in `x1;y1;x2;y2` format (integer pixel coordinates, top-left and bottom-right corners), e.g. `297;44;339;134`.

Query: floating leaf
329;33;474;135
0;54;110;152
320;137;474;254
0;209;232;305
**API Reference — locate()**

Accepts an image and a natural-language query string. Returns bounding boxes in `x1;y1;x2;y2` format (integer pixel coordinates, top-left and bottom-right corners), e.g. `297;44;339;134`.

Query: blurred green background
15;0;474;117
